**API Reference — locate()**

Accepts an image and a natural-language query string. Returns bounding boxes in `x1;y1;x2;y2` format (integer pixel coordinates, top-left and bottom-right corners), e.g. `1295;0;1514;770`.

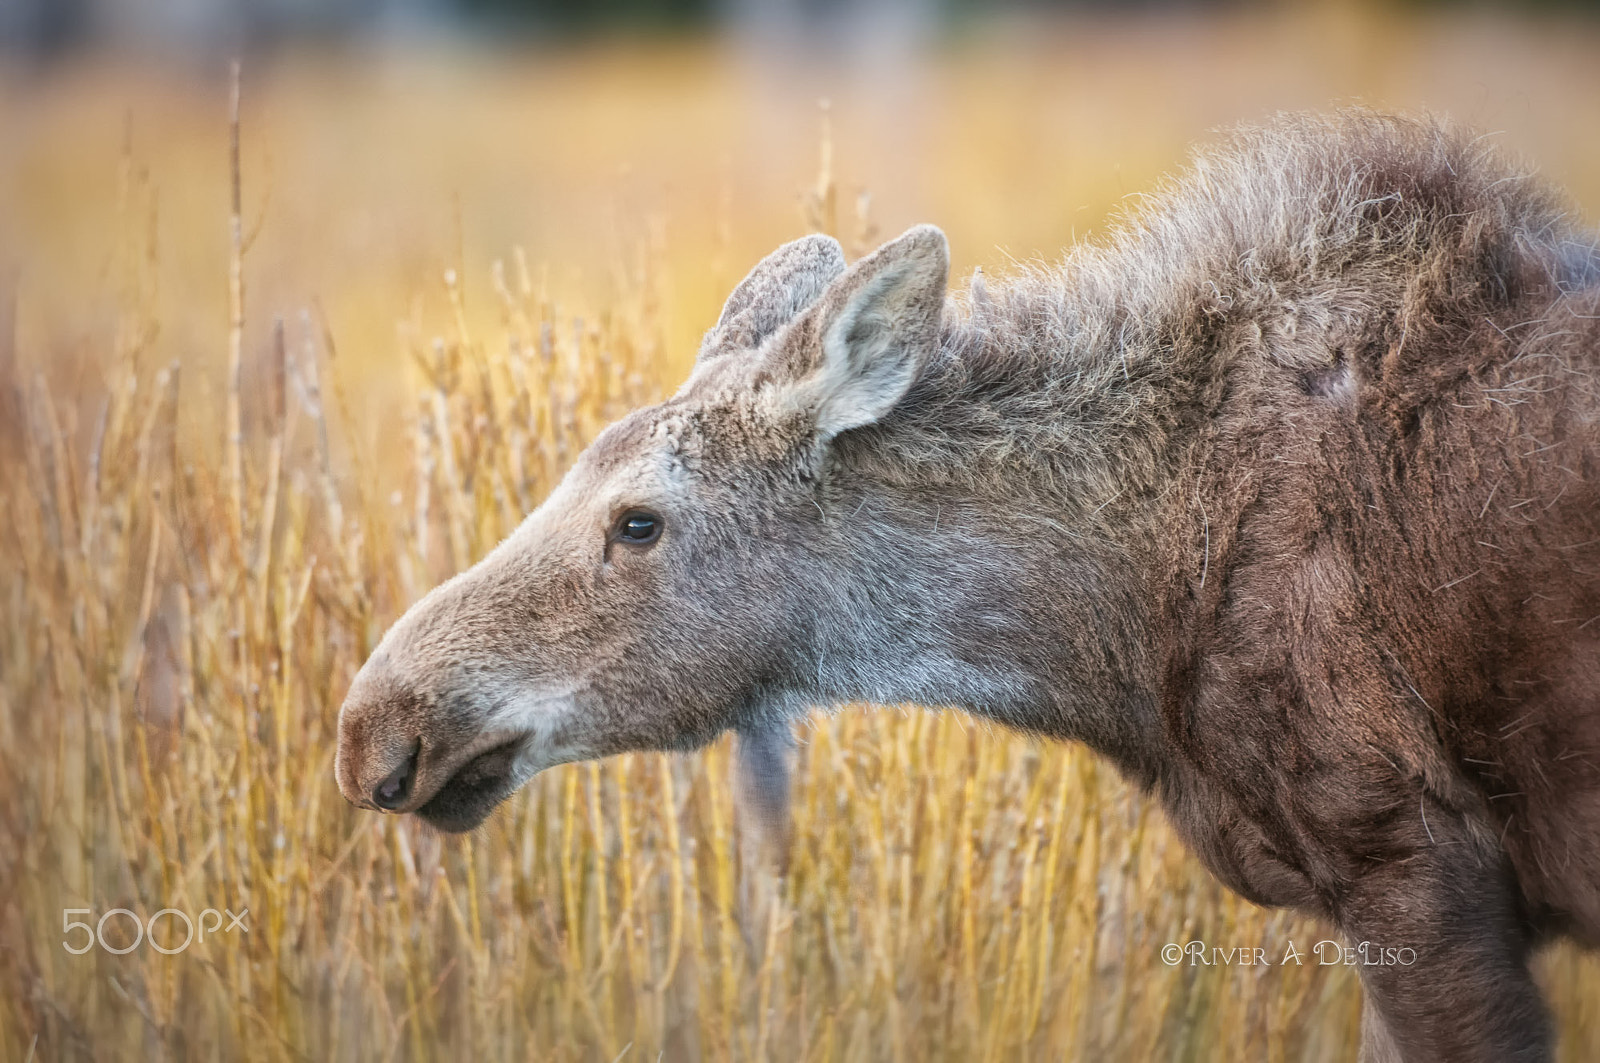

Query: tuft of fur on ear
699;234;846;362
789;224;949;439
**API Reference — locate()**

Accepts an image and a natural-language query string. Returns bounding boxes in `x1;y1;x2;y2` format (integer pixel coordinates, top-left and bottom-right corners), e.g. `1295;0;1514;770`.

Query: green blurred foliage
457;0;718;33
450;0;1600;37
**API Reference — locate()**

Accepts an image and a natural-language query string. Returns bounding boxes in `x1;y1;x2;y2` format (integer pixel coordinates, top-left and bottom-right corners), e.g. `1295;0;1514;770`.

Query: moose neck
809;277;1210;786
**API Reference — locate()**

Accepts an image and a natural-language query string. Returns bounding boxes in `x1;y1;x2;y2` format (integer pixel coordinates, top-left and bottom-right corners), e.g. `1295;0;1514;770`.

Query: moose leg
1339;821;1550;1063
1358;1000;1404;1063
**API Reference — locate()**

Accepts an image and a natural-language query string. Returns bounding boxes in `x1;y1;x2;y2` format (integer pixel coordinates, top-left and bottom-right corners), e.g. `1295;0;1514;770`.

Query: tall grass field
3;10;1599;1059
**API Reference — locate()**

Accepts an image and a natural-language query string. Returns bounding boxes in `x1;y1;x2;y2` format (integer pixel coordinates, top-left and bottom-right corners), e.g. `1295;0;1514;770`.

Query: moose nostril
371;743;419;811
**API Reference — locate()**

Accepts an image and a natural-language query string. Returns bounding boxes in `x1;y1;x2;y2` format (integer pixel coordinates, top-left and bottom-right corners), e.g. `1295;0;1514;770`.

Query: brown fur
338;112;1600;1061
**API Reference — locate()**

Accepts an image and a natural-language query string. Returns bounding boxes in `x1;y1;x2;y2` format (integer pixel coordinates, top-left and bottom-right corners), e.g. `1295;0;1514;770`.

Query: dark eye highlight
615;511;662;546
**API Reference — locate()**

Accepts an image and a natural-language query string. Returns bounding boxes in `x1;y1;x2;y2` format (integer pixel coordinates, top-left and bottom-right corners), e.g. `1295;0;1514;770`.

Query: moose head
334;225;1022;832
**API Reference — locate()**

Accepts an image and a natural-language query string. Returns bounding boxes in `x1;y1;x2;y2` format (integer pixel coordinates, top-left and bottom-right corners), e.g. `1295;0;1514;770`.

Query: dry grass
3;10;1600;1060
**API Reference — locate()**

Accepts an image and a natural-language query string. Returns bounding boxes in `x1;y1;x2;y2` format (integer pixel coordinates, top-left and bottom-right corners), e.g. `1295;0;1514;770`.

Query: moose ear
788;224;948;439
699;234;846;362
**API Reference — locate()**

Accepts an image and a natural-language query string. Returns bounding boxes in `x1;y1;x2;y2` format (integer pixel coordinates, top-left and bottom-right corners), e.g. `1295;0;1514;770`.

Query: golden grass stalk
226;60;246;553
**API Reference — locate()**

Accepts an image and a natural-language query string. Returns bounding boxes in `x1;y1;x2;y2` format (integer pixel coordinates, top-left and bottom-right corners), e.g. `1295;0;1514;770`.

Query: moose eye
615;511;662;546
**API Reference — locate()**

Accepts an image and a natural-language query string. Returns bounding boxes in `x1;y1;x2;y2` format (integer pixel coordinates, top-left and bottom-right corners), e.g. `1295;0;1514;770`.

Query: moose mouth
415;734;530;833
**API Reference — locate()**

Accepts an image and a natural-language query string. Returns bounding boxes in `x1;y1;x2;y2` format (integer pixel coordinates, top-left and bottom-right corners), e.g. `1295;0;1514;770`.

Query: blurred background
5;0;1600;427
2;1;1598;1060
6;0;1600;401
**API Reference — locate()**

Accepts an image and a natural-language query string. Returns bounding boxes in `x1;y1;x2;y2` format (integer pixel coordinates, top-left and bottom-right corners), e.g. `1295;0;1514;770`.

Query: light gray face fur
335;224;1064;832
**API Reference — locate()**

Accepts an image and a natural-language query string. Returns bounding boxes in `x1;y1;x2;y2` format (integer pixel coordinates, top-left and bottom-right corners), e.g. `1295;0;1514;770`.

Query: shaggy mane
844;110;1600;518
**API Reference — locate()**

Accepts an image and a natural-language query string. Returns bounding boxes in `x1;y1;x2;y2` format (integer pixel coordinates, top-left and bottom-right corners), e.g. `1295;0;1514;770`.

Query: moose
337;112;1600;1061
